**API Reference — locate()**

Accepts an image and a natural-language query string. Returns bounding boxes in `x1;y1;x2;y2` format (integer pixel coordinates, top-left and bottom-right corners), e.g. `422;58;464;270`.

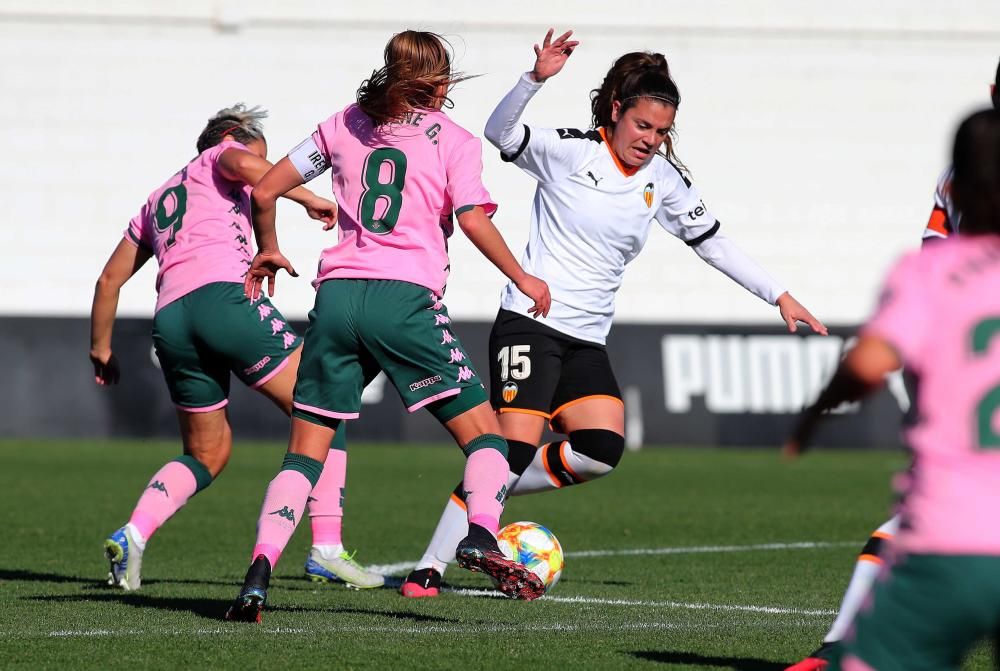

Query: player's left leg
435;395;545;600
105;410;224;591
226;416;331;622
509;397;625;493
227;286;381;591
106;291;230;590
303;428;384;589
227;279;365;622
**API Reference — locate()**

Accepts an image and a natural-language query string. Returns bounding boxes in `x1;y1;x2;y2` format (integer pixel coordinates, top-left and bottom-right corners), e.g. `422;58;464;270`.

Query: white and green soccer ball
497;521;564;593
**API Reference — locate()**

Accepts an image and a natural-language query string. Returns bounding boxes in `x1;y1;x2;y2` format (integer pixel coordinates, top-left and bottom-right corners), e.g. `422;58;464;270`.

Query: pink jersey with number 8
290;104;496;296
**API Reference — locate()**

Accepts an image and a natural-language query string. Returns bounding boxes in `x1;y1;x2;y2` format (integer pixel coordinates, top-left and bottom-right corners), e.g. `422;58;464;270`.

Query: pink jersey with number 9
288;104;497;296
124;140;254;313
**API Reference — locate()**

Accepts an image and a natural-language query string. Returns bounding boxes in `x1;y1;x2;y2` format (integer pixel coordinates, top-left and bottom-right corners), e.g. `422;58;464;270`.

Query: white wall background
2;1;997;325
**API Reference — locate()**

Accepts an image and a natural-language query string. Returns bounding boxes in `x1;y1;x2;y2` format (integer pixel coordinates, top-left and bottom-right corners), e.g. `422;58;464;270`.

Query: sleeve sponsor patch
287;136;328;183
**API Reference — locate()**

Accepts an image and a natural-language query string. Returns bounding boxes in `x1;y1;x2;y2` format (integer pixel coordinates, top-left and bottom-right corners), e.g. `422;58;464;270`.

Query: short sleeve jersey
124;140;253;313
921;166;958;241
863;236;1000;554
290;104;496;296
499;126;719;344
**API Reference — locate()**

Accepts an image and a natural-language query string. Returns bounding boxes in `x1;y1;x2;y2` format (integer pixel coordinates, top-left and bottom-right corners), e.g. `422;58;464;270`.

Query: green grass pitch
0;440;992;669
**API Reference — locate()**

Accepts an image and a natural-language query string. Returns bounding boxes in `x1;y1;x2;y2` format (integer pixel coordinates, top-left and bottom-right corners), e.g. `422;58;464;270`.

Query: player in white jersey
401;29;826;597
786;58;1000;671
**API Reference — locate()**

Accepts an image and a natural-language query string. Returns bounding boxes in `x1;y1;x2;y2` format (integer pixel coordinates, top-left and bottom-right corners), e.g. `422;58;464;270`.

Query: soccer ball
496;521;564;593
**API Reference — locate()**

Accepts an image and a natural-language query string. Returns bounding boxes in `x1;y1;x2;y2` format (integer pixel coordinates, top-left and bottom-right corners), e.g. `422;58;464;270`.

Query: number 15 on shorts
498;345;531;381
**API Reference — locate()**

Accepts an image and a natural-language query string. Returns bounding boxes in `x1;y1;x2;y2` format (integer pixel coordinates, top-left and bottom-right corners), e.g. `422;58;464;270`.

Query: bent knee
569;429;625;472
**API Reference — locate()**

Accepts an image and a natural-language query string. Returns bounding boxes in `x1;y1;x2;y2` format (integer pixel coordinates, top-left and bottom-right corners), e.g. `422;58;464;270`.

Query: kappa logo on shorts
643;182;654;208
244;356;272;376
502;382;518;403
409;375;442;392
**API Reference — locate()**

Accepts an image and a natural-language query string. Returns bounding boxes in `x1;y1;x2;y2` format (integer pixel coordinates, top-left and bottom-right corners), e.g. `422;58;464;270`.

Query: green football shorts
833;553;1000;671
292;279;486;422
152;281;301;411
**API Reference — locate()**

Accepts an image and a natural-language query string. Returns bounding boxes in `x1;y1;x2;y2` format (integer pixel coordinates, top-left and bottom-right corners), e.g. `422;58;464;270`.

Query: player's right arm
484;29;582;183
456;207;551;318
245;157;307;300
90;237;153;385
217;147;337;230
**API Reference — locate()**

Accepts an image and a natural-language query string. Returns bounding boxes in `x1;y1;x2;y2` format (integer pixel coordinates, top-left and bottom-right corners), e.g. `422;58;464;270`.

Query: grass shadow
0;568;93;585
25;593;235;620
0;567;323;592
25;594;464;625
628;650;786;670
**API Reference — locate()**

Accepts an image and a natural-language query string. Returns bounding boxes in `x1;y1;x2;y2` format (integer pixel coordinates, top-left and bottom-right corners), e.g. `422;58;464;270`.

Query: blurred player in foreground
786;107;1000;671
402;29;826;597
91;105;382;591
225;30;553;623
787;58;1000;671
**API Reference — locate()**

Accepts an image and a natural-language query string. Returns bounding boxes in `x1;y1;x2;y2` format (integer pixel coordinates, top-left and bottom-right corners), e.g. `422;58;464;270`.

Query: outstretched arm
218;148;336;229
688;234;827;335
457;207;551;318
784;336;899;457
90;239;152;385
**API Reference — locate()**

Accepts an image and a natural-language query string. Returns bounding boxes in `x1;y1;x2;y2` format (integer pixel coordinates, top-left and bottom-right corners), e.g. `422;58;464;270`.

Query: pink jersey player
91;104;382;595
862;237;1000;555
226;31;553;624
788;107;1000;671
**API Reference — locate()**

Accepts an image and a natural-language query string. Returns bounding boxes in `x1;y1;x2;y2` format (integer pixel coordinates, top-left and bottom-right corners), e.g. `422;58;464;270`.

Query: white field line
33;620;760;639
366;540;857;576
442;587;837;617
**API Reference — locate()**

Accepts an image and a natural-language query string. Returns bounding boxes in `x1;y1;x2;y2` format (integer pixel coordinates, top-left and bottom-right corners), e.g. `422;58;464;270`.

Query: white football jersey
921;166;958;242
499;124;718;343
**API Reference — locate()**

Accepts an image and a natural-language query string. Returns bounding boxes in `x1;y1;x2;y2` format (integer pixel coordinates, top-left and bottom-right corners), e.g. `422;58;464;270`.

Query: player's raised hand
777;292;828;335
90;349;121;386
245;249;298;301
531;29;579;83
304;195;338;231
516;274;552;318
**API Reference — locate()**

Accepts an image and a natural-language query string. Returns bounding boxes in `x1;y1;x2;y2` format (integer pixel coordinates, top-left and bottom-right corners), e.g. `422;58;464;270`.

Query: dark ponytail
591;52;685;169
951;109;1000;236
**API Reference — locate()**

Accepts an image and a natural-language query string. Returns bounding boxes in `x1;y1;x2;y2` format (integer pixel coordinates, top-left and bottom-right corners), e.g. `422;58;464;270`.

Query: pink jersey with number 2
298;104;496;296
124;140;254;313
863;235;1000;555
